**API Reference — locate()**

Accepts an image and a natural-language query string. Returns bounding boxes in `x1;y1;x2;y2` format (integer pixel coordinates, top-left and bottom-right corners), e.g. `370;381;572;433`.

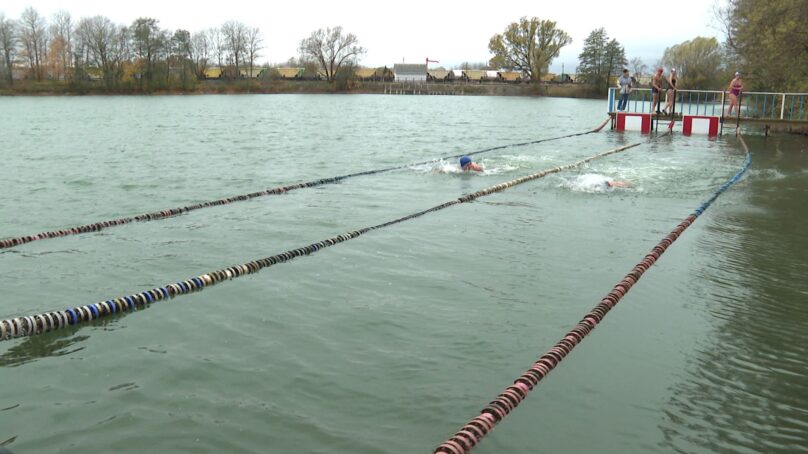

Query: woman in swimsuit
663;68;678;115
728;72;743;116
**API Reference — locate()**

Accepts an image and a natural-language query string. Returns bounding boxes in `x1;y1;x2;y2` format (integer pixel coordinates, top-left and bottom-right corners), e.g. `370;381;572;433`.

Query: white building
394;64;427;82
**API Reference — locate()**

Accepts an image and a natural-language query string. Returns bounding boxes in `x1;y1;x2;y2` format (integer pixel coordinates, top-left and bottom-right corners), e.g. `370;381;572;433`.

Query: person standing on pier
617;69;632;111
727;72;743;116
663;68;678;115
651;68;664;114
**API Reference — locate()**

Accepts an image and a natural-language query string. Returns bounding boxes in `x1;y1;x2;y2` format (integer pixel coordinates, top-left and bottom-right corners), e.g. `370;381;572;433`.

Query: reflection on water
0;330;89;368
0;97;806;453
0;314;130;368
660;136;808;453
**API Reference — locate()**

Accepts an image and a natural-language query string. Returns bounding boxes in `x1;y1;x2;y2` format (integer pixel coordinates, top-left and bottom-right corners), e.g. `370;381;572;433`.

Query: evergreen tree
577;28;626;93
604;38;627;92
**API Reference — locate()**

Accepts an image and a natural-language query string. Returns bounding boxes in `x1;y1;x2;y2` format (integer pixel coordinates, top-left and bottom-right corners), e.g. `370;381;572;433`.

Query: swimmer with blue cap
459;156;483;172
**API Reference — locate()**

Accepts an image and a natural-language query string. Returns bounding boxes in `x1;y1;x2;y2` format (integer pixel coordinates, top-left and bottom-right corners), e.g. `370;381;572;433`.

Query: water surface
0;95;806;453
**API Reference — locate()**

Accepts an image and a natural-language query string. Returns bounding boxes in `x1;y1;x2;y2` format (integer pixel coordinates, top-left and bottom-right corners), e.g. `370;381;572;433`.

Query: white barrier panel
616;112;651;133
683;115;719;136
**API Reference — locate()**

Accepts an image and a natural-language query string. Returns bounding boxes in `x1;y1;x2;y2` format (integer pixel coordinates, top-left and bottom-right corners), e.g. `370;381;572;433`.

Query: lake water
0;94;806;453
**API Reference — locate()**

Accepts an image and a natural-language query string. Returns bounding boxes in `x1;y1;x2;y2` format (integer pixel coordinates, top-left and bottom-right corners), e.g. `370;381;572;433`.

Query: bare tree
19;7;48;81
208;27;225;72
76;15;125;89
221;20;246;78
49;10;73;81
712;0;738;51
299;26;365;81
114;25;132;81
0;13;17;85
489;17;571;82
630;57;647;81
131;17;166;87
190;30;210;79
170;29;193;85
245;26;262;74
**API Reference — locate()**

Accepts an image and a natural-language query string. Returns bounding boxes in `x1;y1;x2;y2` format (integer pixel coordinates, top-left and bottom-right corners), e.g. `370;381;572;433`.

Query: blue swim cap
459;156;472;168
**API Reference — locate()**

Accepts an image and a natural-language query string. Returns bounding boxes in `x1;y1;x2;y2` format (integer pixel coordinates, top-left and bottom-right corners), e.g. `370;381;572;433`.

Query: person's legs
664;90;673;114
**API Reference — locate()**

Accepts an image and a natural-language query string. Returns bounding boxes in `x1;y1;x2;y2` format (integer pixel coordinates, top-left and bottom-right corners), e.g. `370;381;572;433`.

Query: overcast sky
3;0;724;73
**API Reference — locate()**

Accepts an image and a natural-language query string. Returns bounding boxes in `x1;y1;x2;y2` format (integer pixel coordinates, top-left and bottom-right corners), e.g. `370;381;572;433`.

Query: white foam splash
561;174;613;193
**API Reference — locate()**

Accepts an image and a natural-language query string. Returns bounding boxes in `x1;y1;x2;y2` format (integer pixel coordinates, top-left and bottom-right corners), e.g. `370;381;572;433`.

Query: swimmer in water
459;156;483;172
573;174;630;191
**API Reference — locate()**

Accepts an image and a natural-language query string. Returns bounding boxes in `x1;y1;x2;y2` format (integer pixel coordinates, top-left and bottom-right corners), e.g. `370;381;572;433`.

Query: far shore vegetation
1;1;806;97
0;77;604;98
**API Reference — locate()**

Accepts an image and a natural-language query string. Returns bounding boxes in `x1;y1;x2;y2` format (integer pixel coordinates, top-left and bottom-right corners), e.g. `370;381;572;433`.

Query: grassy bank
0;79;604;99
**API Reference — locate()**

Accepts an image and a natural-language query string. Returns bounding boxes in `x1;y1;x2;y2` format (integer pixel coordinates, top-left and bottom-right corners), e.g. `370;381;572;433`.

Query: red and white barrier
615;112;652;134
682;115;719;136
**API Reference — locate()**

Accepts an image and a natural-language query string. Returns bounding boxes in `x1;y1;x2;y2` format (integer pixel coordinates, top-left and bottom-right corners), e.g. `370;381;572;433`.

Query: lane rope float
0;121;610;252
432;133;752;454
0;135;645;342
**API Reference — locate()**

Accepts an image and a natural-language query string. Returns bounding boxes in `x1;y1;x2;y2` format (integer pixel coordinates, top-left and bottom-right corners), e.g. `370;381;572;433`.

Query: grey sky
4;0;723;73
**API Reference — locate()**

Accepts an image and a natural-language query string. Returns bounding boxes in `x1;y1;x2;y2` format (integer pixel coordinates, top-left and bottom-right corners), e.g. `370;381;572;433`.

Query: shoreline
0;80;604;99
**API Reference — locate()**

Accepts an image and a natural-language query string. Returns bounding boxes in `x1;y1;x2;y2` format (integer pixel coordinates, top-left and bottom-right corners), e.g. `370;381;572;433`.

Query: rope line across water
433;133;752;454
0;121;609;252
0;135;642;342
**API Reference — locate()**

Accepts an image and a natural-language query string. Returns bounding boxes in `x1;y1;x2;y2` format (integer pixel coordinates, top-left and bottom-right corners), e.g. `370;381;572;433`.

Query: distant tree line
486;2;807;94
484;19;725;93
575;29;731;93
0;7;364;91
1;3;806;94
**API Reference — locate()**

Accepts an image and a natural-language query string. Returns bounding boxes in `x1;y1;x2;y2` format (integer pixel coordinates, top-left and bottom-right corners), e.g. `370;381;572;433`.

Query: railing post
608;87;615;113
764;94;769;117
689;91;693;115
781;93;786;120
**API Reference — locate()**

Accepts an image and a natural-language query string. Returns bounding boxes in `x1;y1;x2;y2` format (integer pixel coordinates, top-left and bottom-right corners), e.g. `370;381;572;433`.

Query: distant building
463;70;489;82
276;67;304;79
11;66;28;81
240;67;263;78
427;69;450;81
553;73;574;83
448;69;466;81
484;70;500;81
354;68;377;80
204;67;222;79
394;64;427;82
498;70;523;82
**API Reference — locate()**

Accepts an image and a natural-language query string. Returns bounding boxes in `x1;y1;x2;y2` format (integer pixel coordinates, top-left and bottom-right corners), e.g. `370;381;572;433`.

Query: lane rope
0;135;644;342
0;121;609;252
433;133;752;454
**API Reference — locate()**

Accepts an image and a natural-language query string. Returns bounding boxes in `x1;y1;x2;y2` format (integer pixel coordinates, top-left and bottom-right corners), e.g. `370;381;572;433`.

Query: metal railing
608;87;808;121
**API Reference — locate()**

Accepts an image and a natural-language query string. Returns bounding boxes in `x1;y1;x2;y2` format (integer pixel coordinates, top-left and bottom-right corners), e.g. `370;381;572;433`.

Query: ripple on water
0;97;806;453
